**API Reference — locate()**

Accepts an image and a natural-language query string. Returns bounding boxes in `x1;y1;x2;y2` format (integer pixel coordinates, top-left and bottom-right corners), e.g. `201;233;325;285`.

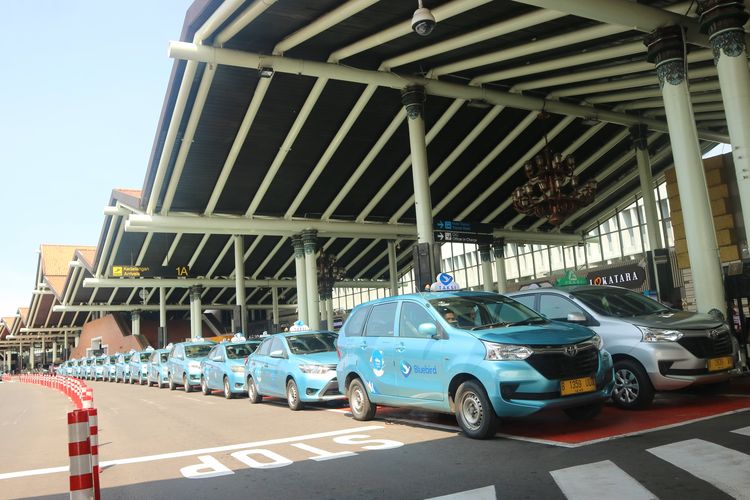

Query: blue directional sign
433;219;493;234
434;231;492;244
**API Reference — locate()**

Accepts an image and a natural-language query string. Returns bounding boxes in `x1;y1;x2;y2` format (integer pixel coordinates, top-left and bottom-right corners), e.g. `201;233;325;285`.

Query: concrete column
479;244;494;292
6;350;10;371
189;286;203;339
302;229;320;330
326;298;334;331
387;241;399;296
631;125;664;250
291;235;308;324
493;239;508;294
402;86;434;246
645;26;726;315
41;339;46;366
74;334;79;348
271;287;279;330
233;235;249;334
131;310;141;337
698;1;750;235
63;331;68;360
29;343;34;370
159;286;167;347
52;341;58;363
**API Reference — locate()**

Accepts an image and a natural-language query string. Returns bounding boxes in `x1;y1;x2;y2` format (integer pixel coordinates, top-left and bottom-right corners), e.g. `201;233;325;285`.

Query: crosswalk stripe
647;439;750;499
731;426;750;437
550;460;657;500
425;485;497;500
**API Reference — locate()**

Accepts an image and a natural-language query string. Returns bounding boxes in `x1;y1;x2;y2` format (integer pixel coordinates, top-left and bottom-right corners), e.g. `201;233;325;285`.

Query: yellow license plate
707;356;733;372
560;376;596;396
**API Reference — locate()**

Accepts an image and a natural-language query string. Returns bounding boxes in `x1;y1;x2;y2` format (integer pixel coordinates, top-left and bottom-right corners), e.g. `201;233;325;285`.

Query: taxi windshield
571;288;671;317
226;343;256;359
185;344;213;358
160;353;169;363
109;356;117;363
124;354;132;362
95;358;105;365
286;333;337;355
429;295;545;330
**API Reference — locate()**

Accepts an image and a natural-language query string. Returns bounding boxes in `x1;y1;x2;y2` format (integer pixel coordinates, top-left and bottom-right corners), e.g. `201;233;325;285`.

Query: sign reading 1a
175;265;189;277
112;265;190;278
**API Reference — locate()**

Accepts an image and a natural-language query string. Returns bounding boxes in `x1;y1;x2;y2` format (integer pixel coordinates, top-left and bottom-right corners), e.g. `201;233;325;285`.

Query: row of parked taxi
56;274;745;439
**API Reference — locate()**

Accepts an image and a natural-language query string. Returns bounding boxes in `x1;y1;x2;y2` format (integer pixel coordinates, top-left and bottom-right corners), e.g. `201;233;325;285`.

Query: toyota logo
563;345;578;357
708;329;722;339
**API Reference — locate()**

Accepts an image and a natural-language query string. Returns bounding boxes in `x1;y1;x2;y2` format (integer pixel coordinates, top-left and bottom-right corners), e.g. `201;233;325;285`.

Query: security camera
412;1;435;36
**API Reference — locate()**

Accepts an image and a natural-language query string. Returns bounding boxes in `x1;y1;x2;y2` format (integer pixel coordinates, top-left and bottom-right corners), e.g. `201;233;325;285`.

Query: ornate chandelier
512;117;597;226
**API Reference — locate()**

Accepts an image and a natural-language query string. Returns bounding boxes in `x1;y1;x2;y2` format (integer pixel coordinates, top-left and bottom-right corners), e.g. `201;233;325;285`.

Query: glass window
226;343;255;359
343;306;370;337
429;294;545;329
399;302;436;338
185;344;213;358
365;303;398;337
286;332;338;354
538;294;586;321
511;294;536;309
269;336;286;355
256;338;273;356
571;288;671;317
160;353;169;363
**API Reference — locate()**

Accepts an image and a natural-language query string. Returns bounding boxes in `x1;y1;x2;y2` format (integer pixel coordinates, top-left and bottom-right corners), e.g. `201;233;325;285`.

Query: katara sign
586;264;645;289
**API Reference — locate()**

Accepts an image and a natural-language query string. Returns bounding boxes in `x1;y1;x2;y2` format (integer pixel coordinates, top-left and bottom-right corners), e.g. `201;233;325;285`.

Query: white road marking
648;439;750;499
731;426;750;437
426;485;497;500
0;425;384;480
550;460;657;500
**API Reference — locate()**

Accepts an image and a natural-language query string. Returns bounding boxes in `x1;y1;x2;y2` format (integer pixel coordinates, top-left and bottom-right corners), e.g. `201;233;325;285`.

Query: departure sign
112;265;190;278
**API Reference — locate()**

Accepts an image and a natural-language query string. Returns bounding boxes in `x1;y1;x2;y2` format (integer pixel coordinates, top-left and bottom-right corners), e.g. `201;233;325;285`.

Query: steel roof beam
82;277;389;289
53;304;297;313
168;42;729;144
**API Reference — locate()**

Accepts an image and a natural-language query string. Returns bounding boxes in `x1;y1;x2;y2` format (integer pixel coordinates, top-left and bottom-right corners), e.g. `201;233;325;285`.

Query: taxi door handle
395;344;406;352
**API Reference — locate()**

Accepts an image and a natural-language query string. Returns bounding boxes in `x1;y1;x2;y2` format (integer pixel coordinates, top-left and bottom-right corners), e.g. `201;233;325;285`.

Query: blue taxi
246;326;343;410
146;348;171;388
128;348;153;385
200;336;261;398
82;356;94;379
92;355;107;381
167;340;215;392
114;351;132;383
104;355;118;381
336;274;614;439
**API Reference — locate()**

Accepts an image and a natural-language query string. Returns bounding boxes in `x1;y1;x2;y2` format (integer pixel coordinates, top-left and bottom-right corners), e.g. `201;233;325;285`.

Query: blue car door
264;336;288;396
211;347;226;389
392;301;445;401
359;302;398;398
250;338;272;394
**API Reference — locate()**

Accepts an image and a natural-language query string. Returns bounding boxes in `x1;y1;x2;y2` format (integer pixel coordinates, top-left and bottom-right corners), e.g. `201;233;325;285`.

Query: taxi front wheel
201;376;210;396
455;380;497;439
184;374;192;393
247;377;262;404
224;377;233;400
348;378;376;421
168;374;176;391
286;379;304;410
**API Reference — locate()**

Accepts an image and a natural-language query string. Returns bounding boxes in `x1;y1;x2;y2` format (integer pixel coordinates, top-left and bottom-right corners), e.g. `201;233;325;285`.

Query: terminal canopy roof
88;0;730;311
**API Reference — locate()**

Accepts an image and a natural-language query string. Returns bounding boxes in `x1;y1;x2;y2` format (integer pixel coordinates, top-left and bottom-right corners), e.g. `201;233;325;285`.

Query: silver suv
507;285;740;409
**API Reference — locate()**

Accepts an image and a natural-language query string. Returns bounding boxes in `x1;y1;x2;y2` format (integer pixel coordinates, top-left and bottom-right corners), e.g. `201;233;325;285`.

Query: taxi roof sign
556;270;588;287
429;273;461;291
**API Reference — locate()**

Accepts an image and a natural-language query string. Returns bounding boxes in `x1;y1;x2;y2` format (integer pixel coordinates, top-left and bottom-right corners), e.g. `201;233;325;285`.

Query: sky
0;1;194;316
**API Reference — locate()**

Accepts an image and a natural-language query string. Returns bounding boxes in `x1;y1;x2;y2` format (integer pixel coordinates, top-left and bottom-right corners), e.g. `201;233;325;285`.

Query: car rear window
286;332;338;354
342;306;370;337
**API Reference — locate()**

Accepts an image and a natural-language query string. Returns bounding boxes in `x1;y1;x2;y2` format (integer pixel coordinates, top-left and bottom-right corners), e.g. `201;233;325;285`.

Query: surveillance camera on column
412;1;436;36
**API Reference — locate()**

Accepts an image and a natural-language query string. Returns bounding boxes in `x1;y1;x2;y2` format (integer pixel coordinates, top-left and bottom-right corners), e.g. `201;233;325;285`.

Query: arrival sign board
112;265;190;278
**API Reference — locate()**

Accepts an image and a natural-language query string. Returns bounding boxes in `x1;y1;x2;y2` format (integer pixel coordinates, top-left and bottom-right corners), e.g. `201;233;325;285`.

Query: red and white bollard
87;408;101;500
67;409;93;499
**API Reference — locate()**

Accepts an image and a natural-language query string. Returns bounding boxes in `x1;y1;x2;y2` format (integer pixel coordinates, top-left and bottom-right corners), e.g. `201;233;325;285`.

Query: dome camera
412;1;435;36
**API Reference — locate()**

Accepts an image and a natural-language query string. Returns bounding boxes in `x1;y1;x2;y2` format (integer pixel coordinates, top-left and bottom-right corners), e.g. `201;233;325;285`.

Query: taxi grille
677;331;732;358
525;346;599;380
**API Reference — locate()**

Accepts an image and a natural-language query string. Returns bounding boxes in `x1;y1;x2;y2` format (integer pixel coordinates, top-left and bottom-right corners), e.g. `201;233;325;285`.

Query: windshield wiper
470;322;509;330
506;318;547;327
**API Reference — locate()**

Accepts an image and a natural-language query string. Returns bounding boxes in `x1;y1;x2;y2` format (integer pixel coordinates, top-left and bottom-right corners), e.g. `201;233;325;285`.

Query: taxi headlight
638;326;683;342
230;366;245;374
590;334;603;350
298;364;333;374
482;341;533;361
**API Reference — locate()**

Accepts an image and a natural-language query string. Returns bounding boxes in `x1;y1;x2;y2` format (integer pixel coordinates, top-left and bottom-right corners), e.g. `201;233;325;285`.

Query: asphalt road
1;378;750;500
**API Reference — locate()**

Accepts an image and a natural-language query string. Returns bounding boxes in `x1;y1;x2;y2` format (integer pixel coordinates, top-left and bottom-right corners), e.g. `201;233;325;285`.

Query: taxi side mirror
567;312;587;323
418;323;441;339
270;349;286;359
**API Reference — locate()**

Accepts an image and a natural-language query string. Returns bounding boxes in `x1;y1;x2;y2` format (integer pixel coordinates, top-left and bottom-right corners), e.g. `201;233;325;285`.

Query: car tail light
336;347;341;360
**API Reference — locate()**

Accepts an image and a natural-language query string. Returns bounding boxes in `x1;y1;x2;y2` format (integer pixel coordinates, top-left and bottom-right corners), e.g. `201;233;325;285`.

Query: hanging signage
433;219;493;234
112;265;190;278
586;264;645;289
434;231;493;244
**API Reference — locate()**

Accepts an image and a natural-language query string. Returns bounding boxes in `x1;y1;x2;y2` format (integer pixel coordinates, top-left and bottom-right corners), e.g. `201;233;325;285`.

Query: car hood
620;310;722;330
294;351;339;365
473;321;594;346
